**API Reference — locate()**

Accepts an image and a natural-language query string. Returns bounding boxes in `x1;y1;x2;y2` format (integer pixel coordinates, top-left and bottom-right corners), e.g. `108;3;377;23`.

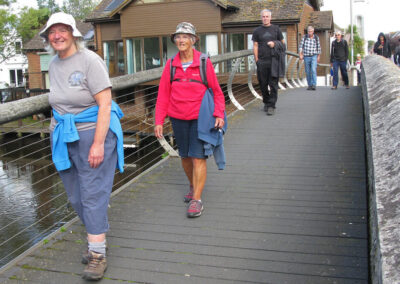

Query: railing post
227;57;245;111
297;60;306;87
284;56;294;89
248;62;262;99
157;136;179;157
290;58;300;88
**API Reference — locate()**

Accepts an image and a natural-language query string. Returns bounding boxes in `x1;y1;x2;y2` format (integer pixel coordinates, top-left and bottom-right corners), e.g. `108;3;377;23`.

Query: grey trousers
55;128;117;235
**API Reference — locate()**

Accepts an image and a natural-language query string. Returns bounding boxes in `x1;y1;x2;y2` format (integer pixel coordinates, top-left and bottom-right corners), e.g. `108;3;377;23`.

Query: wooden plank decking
0;86;368;283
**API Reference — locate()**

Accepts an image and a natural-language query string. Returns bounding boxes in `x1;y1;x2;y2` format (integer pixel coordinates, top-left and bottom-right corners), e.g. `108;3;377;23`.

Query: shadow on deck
0;86;368;284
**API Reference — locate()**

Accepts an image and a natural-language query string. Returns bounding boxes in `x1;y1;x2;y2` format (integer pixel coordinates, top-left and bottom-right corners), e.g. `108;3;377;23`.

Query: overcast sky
320;0;400;42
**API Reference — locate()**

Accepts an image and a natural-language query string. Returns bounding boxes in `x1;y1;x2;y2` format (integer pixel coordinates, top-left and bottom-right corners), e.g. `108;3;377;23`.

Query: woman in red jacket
154;22;225;218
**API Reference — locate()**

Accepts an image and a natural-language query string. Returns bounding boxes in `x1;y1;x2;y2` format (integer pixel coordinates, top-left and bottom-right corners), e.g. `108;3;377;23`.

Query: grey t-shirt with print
48;48;112;131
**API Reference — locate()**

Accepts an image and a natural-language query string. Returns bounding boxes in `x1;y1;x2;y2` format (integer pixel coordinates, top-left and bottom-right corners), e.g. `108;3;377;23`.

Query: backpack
302;33;320;49
170;53;209;88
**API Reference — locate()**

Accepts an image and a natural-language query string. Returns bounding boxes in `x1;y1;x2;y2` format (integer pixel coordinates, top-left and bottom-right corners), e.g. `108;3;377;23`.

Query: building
0;40;28;89
23;22;94;90
86;0;332;77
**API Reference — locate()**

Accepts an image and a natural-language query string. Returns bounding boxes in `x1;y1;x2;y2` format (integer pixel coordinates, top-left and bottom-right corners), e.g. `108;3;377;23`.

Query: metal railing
0;49;312;271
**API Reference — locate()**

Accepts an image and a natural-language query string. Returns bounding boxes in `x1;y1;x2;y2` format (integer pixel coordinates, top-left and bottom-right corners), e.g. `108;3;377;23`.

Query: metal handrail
0;48;326;272
0;50;253;125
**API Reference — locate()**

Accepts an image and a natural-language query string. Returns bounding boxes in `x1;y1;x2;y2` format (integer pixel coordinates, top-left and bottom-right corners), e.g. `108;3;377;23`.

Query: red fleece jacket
155;49;225;125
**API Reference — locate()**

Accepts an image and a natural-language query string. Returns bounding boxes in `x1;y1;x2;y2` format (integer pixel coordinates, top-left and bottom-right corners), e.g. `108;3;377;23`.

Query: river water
0;133;164;269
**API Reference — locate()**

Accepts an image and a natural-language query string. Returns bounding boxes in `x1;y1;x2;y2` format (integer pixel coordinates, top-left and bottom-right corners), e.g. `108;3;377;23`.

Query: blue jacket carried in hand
52;101;124;173
198;88;227;170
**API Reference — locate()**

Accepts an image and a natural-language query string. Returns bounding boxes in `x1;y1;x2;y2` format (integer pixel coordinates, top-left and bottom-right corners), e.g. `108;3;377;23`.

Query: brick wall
26;52;43;89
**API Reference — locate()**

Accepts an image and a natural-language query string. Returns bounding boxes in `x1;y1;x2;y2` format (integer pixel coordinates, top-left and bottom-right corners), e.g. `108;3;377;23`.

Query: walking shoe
263;104;268;112
184;185;194;203
266;107;275;116
345;85;350;89
82;251;107;280
82;246;108;264
187;200;204;218
307;86;312;90
311;85;316;90
331;86;337;90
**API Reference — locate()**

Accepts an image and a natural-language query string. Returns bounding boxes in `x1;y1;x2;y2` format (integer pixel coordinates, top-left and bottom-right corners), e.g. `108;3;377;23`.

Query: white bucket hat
40;12;82;39
170;22;199;43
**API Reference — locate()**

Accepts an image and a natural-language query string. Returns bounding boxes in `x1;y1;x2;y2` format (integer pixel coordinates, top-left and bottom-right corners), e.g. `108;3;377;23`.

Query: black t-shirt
252;24;284;63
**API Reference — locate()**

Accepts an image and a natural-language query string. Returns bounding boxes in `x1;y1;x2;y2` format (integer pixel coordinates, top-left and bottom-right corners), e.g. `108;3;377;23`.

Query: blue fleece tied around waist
52;101;124;173
198;88;227;170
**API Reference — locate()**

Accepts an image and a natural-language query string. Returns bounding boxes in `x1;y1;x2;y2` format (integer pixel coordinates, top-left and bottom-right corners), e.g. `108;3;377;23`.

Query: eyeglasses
174;34;191;41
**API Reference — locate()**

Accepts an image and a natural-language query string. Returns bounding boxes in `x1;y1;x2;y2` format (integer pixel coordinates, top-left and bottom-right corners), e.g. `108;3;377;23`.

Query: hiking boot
187;200;204;218
184;185;194;203
266;107;275;116
82;245;108;264
82;251;107;281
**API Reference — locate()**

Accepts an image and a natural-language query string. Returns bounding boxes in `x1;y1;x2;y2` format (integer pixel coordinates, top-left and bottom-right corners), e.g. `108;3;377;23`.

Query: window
144;37;161;70
117;41;125;74
15;42;22;55
9;69;24;87
247;34;255;70
199;34;218;56
103;41;124;76
227;33;244;52
162;36;178;65
17;70;23;86
226;34;245;72
127;37;164;73
199;34;219;73
126;39;143;74
9;70;16;86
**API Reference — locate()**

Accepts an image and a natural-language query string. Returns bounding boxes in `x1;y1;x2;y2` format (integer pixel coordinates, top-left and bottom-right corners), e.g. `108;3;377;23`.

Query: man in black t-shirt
252;9;284;116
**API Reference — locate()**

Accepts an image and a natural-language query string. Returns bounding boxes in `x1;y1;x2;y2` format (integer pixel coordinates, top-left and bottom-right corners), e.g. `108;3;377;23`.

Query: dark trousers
256;60;279;108
332;60;349;87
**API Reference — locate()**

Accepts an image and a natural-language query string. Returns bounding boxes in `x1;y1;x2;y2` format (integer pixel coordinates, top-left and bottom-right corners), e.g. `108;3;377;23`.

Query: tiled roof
306;10;333;31
210;0;238;9
23;22;94;51
86;0;117;21
86;0;239;22
86;0;320;24
221;0;307;24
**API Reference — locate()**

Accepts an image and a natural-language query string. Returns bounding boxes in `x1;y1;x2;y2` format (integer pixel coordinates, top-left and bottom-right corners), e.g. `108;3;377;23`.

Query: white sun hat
39;12;82;39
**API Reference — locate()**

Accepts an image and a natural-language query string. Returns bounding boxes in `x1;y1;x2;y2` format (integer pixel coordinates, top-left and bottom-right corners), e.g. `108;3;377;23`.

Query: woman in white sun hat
40;12;124;281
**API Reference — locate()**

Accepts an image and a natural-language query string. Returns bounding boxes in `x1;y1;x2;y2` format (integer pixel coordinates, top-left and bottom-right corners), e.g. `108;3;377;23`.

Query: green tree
17;7;50;44
0;0;15;5
0;1;17;63
61;0;100;20
346;25;364;63
368;40;374;53
37;0;59;13
0;0;50;63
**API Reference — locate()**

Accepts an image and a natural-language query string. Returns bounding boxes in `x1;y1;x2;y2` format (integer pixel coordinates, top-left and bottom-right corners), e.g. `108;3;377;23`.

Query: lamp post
350;0;354;66
350;0;366;66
